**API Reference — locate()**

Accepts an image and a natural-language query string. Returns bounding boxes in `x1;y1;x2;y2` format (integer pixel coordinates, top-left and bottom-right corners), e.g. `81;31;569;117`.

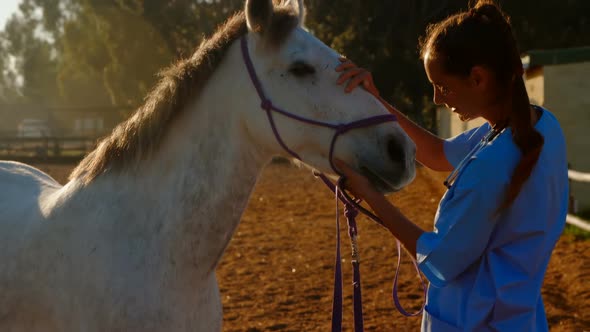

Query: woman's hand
333;159;379;200
335;57;380;97
334;160;424;256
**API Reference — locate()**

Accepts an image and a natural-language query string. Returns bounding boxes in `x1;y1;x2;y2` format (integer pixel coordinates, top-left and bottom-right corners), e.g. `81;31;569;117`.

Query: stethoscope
443;123;507;189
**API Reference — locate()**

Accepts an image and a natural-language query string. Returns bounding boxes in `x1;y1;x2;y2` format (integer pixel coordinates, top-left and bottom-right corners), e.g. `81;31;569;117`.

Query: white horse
0;0;416;331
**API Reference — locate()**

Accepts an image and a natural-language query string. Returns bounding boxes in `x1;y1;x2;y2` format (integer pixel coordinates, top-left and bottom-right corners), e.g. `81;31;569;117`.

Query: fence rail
567;169;590;232
2;136;590;232
0;136;98;159
569;169;590;183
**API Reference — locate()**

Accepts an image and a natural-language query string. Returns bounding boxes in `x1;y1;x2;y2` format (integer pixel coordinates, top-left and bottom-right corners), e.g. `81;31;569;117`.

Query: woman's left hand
333;159;378;200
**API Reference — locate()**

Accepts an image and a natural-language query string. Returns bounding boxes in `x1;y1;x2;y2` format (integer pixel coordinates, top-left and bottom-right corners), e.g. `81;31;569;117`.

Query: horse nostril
387;138;406;164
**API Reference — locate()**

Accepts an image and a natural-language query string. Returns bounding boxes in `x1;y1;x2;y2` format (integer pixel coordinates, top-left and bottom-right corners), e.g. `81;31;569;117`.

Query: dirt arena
32;162;590;331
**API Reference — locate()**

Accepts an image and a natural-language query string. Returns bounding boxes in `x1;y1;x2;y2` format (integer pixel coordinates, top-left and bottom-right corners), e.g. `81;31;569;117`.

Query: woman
334;1;569;331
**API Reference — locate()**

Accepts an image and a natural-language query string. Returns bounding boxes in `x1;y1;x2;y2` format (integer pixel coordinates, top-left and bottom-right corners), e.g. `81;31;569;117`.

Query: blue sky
0;0;21;29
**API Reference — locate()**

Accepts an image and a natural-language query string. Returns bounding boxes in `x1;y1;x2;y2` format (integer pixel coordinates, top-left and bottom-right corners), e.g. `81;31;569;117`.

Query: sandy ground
29;162;590;331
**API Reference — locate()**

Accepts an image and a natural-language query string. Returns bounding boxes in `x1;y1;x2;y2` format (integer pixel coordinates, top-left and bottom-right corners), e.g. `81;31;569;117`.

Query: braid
498;75;544;212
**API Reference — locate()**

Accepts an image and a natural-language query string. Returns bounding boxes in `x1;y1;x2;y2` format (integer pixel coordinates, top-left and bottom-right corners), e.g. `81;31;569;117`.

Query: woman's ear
469;65;492;90
470;66;485;86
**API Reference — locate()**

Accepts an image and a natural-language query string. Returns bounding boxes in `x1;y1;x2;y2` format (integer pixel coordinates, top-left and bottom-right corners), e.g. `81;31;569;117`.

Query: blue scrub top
416;106;569;331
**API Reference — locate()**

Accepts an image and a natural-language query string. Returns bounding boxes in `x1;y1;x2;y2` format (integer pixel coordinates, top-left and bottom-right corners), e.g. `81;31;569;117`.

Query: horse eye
288;61;316;77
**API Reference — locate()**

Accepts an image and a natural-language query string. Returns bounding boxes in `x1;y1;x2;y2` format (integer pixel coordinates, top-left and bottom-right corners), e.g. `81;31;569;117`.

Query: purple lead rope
318;174;426;331
240;35;426;331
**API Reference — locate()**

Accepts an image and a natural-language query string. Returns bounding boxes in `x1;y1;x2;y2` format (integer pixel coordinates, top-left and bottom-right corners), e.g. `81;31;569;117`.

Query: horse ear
245;0;274;34
281;0;306;25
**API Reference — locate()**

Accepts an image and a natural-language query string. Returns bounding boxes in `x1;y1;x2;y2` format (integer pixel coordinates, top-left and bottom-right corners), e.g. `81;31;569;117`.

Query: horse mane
70;7;299;184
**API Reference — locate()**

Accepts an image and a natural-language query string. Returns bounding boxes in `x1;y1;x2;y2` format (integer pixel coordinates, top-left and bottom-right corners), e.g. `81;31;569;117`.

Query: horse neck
144;41;271;270
68;39;270;276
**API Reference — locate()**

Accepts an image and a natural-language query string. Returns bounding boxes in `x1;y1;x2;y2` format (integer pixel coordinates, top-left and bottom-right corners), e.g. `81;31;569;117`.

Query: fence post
566;164;590;232
568;163;578;214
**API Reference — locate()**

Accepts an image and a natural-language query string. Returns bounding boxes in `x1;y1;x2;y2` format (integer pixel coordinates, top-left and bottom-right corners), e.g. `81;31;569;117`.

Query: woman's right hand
333;159;378;201
335;57;380;97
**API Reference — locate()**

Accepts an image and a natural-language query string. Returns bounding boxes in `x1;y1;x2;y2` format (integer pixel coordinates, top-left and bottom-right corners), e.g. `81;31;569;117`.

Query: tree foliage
1;0;60;104
1;0;588;128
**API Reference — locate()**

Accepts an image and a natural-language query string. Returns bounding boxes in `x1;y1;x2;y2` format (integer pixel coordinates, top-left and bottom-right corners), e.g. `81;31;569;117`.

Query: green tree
305;0;462;130
21;0;244;110
0;0;60;105
305;0;590;130
0;30;21;103
1;0;588;127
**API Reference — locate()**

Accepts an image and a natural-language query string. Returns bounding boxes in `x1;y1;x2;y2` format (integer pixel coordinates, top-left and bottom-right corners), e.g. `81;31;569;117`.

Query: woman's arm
362;188;425;256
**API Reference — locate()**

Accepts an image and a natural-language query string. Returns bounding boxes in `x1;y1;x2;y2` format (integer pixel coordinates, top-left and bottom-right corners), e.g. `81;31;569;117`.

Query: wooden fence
0;136;98;160
1;135;589;233
568;169;590;232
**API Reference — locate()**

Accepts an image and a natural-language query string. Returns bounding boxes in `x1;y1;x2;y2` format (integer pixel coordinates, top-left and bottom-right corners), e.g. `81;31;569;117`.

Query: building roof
521;46;590;69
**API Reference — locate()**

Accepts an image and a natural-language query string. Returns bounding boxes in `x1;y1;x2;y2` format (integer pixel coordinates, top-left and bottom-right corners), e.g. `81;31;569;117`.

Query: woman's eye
288;61;316;77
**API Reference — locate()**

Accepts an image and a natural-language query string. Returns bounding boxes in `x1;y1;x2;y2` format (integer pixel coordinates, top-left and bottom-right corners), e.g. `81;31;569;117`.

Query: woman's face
423;51;485;122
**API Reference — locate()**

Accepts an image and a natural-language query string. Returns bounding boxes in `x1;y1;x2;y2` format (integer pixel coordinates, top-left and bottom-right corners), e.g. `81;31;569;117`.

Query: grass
563;208;590;240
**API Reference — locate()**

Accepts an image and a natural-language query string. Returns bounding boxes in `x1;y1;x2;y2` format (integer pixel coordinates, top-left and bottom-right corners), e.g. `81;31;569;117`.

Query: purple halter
239;36;397;174
240;35;425;331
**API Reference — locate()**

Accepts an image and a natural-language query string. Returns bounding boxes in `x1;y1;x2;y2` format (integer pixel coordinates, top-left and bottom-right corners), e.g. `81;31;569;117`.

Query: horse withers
0;0;416;331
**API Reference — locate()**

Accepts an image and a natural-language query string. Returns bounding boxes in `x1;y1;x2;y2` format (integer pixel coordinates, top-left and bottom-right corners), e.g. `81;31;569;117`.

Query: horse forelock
69;8;299;184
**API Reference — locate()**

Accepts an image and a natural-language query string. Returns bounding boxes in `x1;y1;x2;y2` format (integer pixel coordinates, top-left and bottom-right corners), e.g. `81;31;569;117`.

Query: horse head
241;0;416;192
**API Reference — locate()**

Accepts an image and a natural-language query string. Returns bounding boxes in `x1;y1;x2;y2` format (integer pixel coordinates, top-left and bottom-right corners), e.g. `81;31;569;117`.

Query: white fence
567;169;590;232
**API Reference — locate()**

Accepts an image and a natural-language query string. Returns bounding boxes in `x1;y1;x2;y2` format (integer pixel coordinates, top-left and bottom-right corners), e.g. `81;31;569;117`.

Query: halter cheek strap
240;35;425;331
